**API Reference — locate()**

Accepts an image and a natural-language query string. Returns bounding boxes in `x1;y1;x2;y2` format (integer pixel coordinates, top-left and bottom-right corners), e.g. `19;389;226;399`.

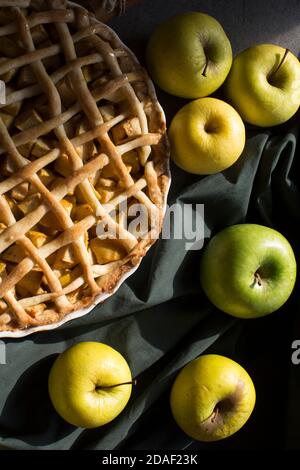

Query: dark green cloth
1;0;300;451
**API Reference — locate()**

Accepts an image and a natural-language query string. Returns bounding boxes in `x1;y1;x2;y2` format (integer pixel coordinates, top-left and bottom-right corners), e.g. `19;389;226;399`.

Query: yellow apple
169;97;245;174
146;12;232;98
170;354;256;441
224;44;300;127
48;342;133;428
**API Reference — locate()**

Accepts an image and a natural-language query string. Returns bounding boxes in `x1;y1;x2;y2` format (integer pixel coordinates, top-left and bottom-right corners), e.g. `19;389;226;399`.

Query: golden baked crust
0;0;170;332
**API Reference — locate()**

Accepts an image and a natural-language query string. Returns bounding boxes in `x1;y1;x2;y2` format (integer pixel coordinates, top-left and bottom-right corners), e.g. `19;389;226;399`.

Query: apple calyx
254;271;263;287
96;379;137;391
199;380;245;433
270;48;290;78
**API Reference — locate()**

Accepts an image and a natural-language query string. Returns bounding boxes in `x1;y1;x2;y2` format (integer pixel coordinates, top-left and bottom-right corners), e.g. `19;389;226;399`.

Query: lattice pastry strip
0;0;169;333
15;6;103;296
55;18;160;224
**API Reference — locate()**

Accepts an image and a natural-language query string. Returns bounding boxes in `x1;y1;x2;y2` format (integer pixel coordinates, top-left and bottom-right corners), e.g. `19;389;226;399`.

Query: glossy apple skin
48;342;132;428
146;12;232;98
169;97;245;174
170;354;256;442
224;44;300;127
200;224;297;318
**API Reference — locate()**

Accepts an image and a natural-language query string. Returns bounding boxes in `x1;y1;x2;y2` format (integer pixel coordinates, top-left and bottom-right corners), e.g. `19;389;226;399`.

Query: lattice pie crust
0;0;170;332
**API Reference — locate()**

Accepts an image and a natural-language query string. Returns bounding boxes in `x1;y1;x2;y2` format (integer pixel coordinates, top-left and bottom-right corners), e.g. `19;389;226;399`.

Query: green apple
200;224;297;318
146;12;232;98
48;342;133;428
169;97;245;174
170;354;256;442
224;44;300;127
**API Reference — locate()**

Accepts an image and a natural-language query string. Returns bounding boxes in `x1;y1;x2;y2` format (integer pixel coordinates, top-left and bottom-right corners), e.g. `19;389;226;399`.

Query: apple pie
0;0;170;333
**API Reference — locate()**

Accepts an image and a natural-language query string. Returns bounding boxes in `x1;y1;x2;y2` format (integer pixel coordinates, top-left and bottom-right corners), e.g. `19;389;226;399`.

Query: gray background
110;0;300;58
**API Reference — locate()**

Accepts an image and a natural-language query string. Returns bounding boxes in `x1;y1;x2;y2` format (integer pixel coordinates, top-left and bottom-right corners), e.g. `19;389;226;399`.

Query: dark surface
1;0;300;450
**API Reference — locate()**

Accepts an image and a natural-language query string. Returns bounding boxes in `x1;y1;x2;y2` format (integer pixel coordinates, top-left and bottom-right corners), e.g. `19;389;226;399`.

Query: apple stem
96;379;137;390
210;407;219;423
254;272;262;287
272;48;290;76
202;58;209;77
